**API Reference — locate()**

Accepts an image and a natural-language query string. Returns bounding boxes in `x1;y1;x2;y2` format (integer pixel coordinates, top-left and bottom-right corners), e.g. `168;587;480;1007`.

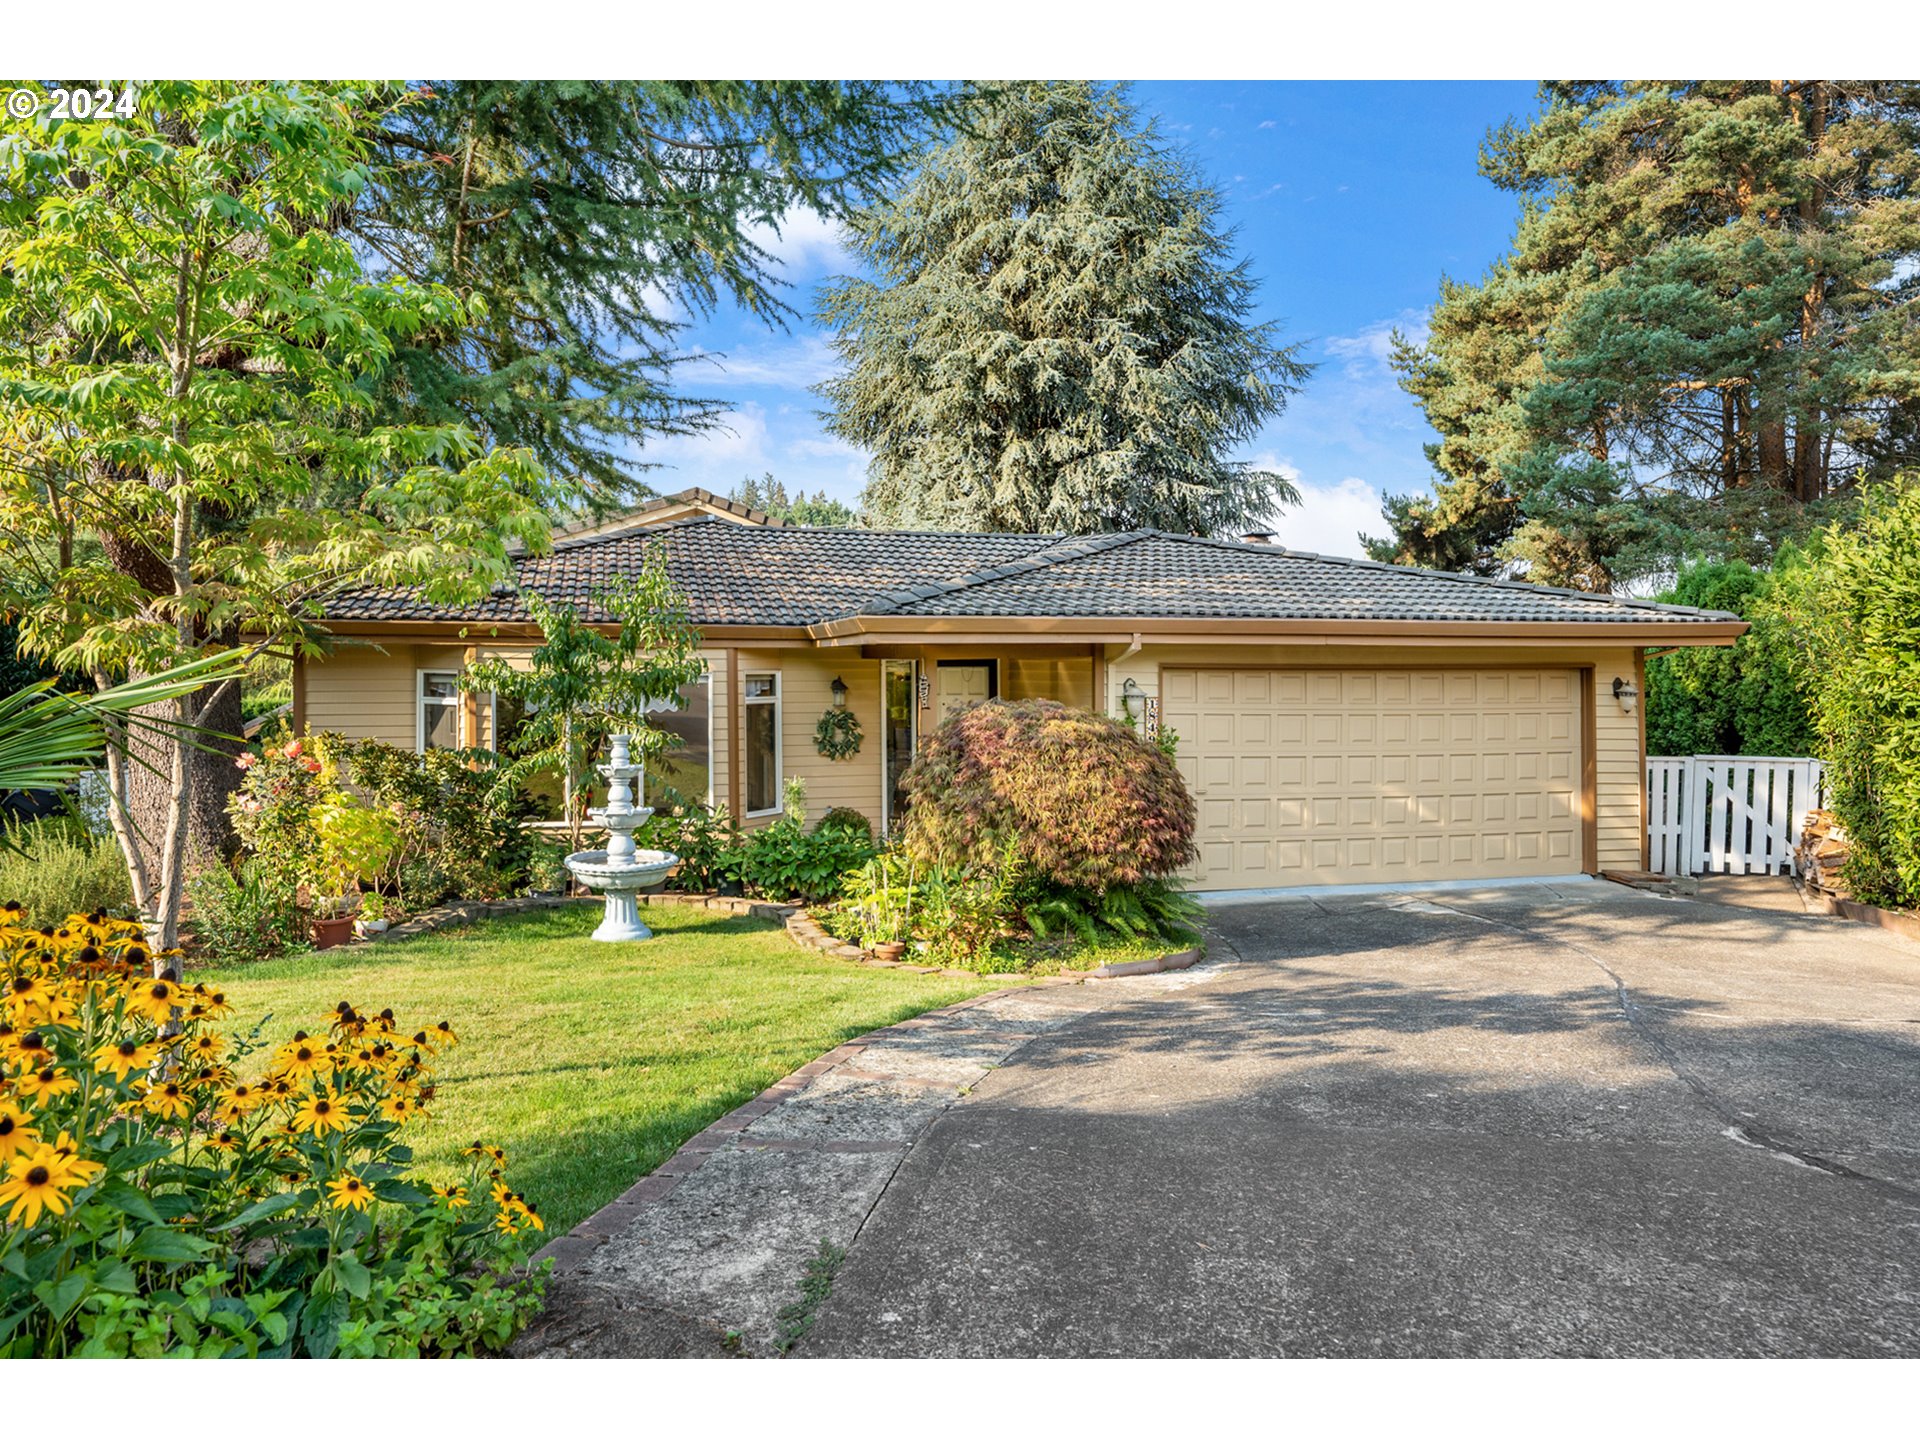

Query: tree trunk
1758;416;1792;494
121;674;246;888
1792;81;1828;505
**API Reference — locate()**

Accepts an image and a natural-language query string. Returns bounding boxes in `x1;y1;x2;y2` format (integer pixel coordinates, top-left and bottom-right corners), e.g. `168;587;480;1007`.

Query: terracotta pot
312;915;355;951
871;941;908;963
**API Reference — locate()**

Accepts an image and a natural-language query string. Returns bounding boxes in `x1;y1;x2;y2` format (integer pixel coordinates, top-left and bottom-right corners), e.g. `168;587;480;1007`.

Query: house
301;491;1744;891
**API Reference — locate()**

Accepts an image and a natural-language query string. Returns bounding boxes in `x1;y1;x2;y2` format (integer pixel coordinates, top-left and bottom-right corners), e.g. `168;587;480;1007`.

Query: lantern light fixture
1612;676;1639;714
830;675;849;710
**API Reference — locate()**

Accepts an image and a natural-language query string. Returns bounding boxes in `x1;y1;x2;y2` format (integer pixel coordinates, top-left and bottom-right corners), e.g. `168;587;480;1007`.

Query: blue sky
639;80;1543;557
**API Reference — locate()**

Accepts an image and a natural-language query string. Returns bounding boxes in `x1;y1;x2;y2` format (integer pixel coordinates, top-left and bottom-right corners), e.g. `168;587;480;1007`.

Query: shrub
640;805;743;893
0;906;546;1356
741;821;877;904
227;732;336;896
340;738;536;905
1645;557;1816;757
815;807;873;842
188;858;308;965
1769;477;1920;907
0;818;132;920
901;699;1197;891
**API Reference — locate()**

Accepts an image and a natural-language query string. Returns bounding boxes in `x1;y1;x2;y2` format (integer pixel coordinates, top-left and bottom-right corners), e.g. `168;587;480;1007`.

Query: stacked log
1796;810;1851;898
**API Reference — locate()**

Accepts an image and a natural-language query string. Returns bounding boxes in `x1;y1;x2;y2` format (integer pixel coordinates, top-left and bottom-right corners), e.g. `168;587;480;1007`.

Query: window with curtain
743;672;780;815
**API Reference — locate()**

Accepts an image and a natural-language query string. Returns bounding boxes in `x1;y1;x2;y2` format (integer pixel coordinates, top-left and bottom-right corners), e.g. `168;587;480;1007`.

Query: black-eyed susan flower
431;1020;458;1048
216;1082;262;1121
431;1182;469;1208
0;1145;83;1227
378;1095;422;1123
326;1170;373;1211
185;1032;225;1063
465;1143;507;1166
275;1035;332;1082
186;985;233;1020
126;976;181;1024
0;1103;37;1163
15;1066;77;1104
93;1037;161;1082
205;1129;239;1153
291;1091;351;1137
140;1080;192;1122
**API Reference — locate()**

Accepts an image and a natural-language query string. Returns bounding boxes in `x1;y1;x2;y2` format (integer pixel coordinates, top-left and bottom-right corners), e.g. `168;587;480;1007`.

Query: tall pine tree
818;81;1306;535
1373;82;1920;590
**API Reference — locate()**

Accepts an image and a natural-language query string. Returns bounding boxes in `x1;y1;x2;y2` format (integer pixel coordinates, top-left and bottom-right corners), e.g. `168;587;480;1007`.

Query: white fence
1646;755;1825;877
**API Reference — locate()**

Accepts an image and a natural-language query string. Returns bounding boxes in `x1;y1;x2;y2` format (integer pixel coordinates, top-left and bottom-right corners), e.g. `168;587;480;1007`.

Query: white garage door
1162;668;1584;890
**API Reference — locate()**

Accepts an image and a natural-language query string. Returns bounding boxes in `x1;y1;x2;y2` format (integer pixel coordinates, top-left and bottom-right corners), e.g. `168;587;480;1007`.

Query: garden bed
197;903;1012;1234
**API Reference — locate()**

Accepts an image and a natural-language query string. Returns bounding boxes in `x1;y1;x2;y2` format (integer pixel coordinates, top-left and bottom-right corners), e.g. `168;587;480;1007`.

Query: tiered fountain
564;734;678;942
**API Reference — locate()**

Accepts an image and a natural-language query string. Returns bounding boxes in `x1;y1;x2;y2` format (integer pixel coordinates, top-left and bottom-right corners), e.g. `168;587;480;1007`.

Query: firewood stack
1796;810;1851;898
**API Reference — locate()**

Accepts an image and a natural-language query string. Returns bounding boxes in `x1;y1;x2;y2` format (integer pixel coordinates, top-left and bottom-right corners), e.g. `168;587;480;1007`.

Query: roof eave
809;615;1750;646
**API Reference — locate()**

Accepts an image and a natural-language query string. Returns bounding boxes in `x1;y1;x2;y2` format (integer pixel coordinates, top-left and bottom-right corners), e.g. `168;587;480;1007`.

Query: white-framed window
417;670;464;752
743;671;782;816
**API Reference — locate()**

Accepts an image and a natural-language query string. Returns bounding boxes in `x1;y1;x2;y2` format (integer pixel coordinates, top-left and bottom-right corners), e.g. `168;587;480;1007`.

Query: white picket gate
1645;755;1825;877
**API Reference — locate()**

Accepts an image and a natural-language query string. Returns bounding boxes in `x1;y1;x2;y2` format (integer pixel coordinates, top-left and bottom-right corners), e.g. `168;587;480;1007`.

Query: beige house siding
728;649;886;831
1104;641;1646;876
1004;655;1095;710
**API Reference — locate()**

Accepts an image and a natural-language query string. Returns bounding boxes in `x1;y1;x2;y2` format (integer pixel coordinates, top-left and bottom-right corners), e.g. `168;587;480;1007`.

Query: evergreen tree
818;81;1307;535
729;474;859;527
354;82;960;505
1374;82;1920;589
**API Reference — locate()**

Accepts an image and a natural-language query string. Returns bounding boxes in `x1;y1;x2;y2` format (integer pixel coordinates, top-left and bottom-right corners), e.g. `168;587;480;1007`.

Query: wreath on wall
813;708;864;761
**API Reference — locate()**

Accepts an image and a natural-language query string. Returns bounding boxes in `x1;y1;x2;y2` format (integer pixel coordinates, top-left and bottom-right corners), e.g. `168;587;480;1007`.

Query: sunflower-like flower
7;1028;56;1070
184;1032;225;1064
274;1034;332;1083
0;1102;37;1162
93;1037;161;1083
290;1091;351;1136
378;1095;423;1123
430;1020;458;1049
140;1080;193;1122
185;985;233;1020
215;1082;262;1122
430;1182;469;1208
326;1170;373;1211
205;1129;239;1153
464;1143;507;1166
14;1067;76;1105
125;976;182;1024
0;1133;102;1227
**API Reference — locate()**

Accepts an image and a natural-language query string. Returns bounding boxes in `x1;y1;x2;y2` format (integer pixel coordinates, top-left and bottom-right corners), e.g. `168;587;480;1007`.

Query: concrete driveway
803;880;1920;1357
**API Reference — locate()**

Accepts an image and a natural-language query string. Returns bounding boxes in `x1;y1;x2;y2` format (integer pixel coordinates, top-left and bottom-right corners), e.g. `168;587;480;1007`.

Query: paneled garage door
1161;668;1584;890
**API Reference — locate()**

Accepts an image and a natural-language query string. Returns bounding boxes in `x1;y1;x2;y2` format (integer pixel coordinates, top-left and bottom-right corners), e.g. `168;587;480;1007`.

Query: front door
936;661;995;724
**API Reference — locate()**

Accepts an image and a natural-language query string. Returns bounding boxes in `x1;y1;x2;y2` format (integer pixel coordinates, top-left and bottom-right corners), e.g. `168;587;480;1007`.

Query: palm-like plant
0;649;248;796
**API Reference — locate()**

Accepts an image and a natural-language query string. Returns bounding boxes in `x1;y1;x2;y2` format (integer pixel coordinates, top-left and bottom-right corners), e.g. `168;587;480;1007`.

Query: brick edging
1795;883;1920;943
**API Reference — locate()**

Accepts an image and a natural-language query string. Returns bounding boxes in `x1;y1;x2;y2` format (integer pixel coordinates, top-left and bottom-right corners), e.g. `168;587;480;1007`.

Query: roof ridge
849;530;1148;618
1137;530;1740;622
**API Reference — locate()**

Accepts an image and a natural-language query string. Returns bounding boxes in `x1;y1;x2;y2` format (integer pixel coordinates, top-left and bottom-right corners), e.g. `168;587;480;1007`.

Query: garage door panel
1178;667;1584;889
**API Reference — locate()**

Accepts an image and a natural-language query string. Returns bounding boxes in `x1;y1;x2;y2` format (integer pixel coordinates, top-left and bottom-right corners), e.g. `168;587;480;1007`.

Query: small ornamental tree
900;699;1197;891
461;553;704;851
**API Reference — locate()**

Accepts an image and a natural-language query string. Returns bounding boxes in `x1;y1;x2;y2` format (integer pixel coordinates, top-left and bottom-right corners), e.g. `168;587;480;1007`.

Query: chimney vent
1240;531;1275;545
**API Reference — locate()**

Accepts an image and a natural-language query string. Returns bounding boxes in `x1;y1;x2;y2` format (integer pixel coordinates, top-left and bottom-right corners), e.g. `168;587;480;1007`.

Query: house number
918;674;931;710
1144;697;1160;739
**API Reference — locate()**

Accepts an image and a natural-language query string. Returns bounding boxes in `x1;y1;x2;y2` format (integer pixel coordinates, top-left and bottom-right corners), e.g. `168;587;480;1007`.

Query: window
645;673;713;810
743;672;781;816
417;671;463;751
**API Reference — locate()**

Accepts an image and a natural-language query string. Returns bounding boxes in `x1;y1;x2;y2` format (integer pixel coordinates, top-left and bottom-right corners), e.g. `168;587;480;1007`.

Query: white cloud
1241;452;1384;560
744;206;853;277
1323;308;1429;370
1257;119;1277;129
682;333;841;390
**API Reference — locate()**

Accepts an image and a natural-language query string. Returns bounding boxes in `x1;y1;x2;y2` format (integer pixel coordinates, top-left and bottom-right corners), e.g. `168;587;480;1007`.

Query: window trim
742;669;783;818
416;668;464;753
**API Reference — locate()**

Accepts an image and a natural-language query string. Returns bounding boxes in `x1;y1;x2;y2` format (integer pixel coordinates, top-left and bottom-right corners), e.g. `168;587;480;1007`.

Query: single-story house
301;490;1744;891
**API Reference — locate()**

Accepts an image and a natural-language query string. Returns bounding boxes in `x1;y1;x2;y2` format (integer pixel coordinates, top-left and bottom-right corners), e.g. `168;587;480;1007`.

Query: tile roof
324;520;1739;629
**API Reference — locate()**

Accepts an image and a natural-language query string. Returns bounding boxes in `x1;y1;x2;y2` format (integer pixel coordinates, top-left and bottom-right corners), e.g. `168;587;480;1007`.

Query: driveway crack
1429;900;1920;1209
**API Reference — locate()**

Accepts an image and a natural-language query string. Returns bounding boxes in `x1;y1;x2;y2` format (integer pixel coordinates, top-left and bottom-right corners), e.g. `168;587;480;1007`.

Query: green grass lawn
199;905;1013;1234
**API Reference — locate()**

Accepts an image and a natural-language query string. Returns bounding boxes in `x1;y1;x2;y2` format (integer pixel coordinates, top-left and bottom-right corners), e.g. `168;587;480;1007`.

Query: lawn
199;904;1014;1234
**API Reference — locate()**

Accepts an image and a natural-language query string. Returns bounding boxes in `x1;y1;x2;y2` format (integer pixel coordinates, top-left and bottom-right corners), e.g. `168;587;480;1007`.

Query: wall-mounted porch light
830;675;849;710
1612;676;1639;714
1121;676;1147;723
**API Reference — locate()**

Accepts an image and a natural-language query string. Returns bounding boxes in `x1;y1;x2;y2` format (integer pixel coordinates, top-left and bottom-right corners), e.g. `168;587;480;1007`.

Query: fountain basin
565;848;677;941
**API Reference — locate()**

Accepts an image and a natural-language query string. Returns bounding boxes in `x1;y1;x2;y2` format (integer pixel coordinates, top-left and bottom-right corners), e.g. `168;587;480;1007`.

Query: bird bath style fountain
565;734;678;941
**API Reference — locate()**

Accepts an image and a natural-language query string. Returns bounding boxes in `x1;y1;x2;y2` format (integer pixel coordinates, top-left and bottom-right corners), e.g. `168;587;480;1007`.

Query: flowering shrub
341;738;535;905
227;733;337;897
901;700;1197;891
0;906;546;1356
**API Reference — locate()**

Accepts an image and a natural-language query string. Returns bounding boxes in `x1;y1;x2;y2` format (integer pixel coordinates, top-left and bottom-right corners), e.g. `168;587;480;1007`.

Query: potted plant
310;794;399;951
354;891;390;938
845;852;915;961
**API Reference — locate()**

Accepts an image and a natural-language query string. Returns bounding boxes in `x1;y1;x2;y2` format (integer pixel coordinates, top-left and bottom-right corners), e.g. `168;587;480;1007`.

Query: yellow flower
14;1067;76;1104
326;1171;373;1211
185;1032;226;1063
378;1095;423;1123
205;1129;239;1153
44;1132;103;1188
492;1207;520;1236
185;985;233;1021
140;1080;193;1122
0;1103;37;1163
0;1145;84;1228
125;976;182;1024
431;1183;469;1208
274;1035;332;1083
290;1091;351;1136
93;1037;161;1082
215;1083;262;1122
430;1020;458;1048
464;1143;507;1166
7;1028;55;1070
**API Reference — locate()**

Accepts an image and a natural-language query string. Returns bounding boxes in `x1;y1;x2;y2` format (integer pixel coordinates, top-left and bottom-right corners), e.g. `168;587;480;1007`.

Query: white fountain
565;734;678;941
